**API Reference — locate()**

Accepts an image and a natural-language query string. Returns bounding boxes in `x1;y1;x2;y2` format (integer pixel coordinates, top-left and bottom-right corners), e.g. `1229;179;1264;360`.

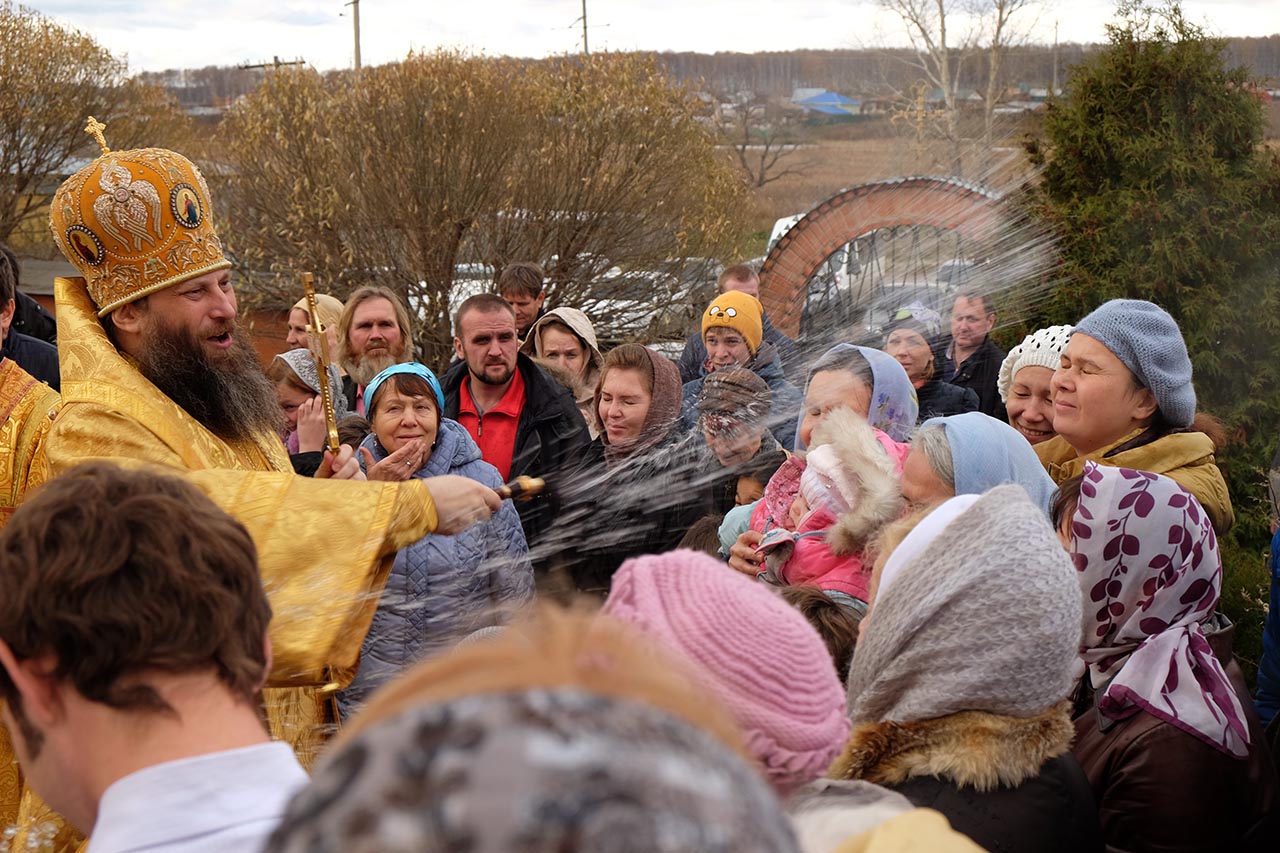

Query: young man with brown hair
0;463;307;851
496;261;547;339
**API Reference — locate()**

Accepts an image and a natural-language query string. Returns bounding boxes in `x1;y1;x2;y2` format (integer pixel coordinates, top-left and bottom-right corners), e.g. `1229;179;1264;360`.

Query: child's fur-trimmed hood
810;408;906;557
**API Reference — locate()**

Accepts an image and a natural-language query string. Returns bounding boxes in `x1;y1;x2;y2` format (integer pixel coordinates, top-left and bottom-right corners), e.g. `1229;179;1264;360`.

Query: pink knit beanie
603;549;851;794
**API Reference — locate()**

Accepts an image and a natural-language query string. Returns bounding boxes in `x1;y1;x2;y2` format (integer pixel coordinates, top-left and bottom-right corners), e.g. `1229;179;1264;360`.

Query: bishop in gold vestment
3;126;486;850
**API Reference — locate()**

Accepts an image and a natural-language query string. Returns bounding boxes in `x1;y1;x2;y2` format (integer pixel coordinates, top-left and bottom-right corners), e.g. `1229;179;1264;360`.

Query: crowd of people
0;129;1277;852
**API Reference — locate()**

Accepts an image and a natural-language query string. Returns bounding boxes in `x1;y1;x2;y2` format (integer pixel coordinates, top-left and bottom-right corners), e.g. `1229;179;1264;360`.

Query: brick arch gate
758;177;1005;339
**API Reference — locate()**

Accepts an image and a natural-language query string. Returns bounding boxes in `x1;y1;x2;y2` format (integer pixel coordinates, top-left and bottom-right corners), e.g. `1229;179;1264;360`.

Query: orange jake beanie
702;291;763;354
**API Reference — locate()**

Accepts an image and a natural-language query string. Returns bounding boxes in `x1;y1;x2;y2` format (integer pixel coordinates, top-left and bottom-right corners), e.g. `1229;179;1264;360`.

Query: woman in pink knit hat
602;548;851;797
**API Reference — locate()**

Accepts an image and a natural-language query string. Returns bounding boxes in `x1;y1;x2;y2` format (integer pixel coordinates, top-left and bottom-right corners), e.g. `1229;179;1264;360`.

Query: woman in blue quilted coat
337;363;534;718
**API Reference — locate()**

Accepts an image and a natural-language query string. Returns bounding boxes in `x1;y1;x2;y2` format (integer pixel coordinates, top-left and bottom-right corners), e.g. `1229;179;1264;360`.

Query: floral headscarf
1071;463;1249;757
796;344;918;446
273;348;349;421
265;688;800;852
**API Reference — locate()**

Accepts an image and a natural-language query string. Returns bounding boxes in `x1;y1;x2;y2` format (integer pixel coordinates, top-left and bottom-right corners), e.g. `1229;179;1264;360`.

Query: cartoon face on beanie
702;291;763;356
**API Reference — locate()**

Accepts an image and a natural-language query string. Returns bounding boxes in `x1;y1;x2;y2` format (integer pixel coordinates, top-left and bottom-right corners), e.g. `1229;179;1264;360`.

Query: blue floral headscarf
796;344;918;446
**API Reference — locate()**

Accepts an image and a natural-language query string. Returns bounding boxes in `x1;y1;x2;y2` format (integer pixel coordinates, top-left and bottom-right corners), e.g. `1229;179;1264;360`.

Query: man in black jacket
0;246;58;390
442;294;590;556
942;290;1006;420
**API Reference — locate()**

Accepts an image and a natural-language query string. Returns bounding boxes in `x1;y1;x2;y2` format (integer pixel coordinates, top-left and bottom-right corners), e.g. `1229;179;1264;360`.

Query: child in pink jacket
752;408;908;607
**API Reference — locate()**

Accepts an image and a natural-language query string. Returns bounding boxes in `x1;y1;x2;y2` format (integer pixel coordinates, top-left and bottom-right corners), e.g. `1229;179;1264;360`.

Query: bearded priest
2;121;502;849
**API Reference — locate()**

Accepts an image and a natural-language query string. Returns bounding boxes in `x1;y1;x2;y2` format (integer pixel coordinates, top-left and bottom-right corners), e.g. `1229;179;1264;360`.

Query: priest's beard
135;316;284;443
346;344;405;387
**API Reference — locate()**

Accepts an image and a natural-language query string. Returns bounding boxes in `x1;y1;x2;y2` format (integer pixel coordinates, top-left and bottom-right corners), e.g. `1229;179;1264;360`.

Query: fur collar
811;408;904;556
829;703;1075;792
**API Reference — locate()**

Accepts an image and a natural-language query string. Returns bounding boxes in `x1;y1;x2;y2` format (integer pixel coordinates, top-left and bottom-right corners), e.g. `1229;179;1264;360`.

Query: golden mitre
49;117;231;317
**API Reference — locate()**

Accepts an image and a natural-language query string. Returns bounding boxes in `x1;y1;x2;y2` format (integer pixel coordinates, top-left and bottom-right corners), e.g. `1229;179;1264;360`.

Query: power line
240;56;307;71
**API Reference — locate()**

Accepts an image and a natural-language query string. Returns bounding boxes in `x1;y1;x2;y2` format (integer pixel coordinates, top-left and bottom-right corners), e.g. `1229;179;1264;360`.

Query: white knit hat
997;324;1073;402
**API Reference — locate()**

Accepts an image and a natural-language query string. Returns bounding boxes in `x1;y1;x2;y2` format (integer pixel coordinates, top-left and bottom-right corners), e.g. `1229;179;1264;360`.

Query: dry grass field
740;123;1041;253
742;99;1278;254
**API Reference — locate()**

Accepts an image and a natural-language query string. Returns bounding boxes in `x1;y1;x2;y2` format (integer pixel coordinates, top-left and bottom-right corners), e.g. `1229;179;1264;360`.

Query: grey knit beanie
846;485;1082;724
1072;299;1195;427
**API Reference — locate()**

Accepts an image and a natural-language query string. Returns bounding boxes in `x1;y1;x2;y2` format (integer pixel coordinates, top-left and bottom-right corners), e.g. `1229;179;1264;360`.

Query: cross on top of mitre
85;116;110;156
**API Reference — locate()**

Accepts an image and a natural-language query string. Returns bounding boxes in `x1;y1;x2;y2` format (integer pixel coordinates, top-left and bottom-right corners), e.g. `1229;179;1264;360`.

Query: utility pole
347;0;362;74
1052;21;1059;94
581;0;588;55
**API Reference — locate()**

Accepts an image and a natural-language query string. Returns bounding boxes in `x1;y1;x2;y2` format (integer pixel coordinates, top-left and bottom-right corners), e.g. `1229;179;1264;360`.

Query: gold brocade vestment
4;277;440;850
0;358;59;843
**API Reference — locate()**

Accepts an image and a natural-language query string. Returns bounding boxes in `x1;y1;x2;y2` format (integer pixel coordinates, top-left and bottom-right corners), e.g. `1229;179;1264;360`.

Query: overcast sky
25;1;1280;73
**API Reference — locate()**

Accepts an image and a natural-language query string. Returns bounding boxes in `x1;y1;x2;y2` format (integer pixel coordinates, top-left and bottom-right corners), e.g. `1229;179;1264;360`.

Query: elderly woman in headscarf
883;302;978;423
337;362;533;718
550;344;708;595
520;306;605;438
831;487;1103;853
284;292;344;359
1038;299;1233;533
266;348;350;477
900;411;1057;514
267;606;802;853
725;344;918;575
1055;463;1278;852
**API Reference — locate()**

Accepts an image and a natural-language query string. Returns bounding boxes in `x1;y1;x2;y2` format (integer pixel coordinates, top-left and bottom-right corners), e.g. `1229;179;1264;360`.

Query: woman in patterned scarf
1060;463;1278;852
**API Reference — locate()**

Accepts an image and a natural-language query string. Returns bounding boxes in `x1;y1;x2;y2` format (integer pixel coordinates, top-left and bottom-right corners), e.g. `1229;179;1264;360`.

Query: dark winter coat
914;376;979;423
289;450;324;477
442;352;591;551
337;419;534;719
2;331;59;391
1071;617;1280;853
679;344;803;450
831;704;1104;853
943;336;1007;420
1259;526;1280;727
341;374;358;414
551;431;709;595
12;290;56;344
677;311;799;385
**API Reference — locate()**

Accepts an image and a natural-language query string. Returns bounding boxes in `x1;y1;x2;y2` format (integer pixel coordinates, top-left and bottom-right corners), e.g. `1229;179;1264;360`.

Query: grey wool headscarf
265;687;801;853
274;348;349;421
847;485;1082;724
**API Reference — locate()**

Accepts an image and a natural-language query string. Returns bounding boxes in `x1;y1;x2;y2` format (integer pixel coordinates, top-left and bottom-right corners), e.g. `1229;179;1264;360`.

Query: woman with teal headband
338;362;534;719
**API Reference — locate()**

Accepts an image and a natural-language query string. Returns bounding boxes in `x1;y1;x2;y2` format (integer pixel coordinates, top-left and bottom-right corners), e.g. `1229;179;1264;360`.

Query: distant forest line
140;36;1280;108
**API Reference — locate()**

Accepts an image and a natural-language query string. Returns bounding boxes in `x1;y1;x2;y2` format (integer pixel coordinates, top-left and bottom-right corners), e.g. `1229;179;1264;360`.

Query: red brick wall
245;309;292;366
